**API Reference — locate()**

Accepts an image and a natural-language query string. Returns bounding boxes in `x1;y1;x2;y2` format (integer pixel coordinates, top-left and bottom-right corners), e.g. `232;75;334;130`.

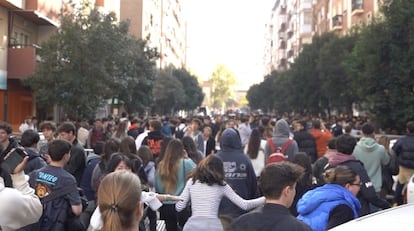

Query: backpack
19;183;82;231
266;138;293;165
175;126;185;139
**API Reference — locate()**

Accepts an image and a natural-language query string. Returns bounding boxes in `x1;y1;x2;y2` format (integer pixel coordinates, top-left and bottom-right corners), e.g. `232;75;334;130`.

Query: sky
184;0;276;89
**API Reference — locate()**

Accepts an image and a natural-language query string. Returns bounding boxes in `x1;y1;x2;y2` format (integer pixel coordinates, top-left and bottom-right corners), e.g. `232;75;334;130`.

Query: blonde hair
98;171;142;231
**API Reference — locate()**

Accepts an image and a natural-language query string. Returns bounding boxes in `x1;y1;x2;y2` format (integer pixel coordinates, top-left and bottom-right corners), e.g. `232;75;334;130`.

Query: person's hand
13;156;29;174
43;153;52;164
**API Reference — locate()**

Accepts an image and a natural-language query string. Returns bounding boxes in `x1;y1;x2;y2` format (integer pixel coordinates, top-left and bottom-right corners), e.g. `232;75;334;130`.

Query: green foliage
209;64;237;109
172;68;204;111
152;67;185;115
152;66;203;115
318;33;358;114
346;0;414;131
24;2;157;119
248;0;414;132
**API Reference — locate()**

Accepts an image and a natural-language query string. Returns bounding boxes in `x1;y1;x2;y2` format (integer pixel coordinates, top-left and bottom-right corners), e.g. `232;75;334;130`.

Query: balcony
352;0;364;16
279;15;287;27
287;49;294;58
7;45;38;79
279;40;287;50
332;15;343;31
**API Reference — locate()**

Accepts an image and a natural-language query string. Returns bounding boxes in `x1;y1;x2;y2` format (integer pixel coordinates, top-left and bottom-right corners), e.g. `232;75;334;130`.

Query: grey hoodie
264;119;299;161
353;137;390;192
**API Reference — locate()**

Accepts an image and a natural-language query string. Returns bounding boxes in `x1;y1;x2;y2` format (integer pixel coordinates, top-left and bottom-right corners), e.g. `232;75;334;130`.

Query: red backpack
266;138;293;165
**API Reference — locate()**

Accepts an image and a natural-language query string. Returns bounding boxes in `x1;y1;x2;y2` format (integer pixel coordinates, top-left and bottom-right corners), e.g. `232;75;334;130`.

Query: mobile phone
1;149;28;173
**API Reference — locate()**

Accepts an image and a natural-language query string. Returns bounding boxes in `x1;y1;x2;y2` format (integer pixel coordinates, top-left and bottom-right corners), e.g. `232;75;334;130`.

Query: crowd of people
0;112;413;231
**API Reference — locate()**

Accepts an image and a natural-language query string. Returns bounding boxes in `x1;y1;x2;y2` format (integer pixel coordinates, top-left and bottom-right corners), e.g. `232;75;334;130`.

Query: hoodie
24;148;47;175
264;119;299;161
353;137;390;192
328;152;390;216
216;128;258;218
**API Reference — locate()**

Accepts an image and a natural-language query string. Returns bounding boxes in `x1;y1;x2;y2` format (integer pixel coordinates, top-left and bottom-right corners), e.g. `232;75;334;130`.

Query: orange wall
0;80;33;132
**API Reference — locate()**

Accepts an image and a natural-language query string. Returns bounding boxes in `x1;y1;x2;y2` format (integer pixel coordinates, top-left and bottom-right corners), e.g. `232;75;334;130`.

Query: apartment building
0;0;60;130
96;0;187;70
264;0;379;75
263;0;313;75
314;0;379;36
0;0;187;128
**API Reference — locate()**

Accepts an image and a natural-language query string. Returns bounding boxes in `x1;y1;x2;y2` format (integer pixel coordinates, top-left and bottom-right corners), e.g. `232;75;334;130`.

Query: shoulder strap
267;138;276;153
280;139;293;154
41;183;78;204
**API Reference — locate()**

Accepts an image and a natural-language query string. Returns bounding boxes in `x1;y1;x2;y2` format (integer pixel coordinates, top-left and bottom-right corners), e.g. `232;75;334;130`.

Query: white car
329;203;414;230
407;174;414;203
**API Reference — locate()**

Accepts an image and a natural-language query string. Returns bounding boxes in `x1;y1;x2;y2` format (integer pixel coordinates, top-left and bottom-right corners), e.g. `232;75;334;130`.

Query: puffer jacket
392;134;414;169
297;184;360;231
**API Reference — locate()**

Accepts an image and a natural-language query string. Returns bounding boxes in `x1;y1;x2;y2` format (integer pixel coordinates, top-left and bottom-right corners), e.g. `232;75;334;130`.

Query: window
304;12;312;25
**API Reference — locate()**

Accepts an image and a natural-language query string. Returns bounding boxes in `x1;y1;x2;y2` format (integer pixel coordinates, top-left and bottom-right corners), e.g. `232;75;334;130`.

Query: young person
228;162;311;231
28;139;83;230
0;149;42;230
176;155;265;231
57;122;86;185
96;171;143;231
297;165;362;231
155;139;196;231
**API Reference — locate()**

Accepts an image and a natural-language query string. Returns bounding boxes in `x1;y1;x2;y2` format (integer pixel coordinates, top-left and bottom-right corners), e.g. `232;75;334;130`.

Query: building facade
264;0;313;75
314;0;379;36
264;0;379;76
0;0;188;129
0;0;60;130
95;0;187;69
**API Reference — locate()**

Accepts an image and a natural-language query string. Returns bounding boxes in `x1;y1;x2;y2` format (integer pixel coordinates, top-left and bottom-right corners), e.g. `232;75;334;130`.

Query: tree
172;68;204;111
209;65;237;110
346;0;414;132
287;34;334;115
24;2;157;119
152;67;186;115
318;33;358;115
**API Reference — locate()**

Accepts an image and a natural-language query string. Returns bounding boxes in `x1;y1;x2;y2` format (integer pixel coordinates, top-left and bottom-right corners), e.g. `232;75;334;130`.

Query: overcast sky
185;0;275;89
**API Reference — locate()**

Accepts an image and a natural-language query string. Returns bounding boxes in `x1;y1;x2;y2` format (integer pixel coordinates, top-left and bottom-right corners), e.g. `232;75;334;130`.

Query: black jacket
331;159;390;215
294;130;317;162
393;133;414;169
64;139;86;186
228;203;311;231
205;136;216;156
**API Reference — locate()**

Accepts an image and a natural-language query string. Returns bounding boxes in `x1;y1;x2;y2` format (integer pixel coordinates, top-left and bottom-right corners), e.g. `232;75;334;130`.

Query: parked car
329;203;414;230
407;174;414;203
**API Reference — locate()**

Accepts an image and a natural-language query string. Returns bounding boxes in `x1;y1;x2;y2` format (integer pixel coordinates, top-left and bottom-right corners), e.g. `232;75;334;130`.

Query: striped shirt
176;179;265;218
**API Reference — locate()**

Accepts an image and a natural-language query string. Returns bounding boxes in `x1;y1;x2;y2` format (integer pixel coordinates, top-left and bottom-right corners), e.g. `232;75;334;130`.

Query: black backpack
19;183;86;231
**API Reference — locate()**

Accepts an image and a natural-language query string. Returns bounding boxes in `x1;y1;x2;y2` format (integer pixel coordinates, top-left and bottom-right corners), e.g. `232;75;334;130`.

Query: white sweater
176;180;265;218
0;172;42;231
